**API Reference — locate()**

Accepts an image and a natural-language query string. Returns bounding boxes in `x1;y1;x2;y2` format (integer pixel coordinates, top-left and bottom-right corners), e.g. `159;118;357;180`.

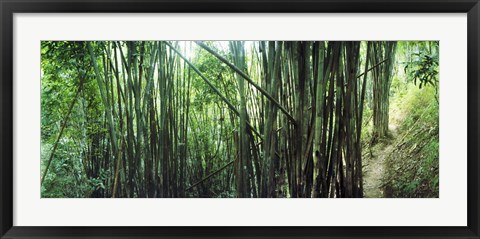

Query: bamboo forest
41;41;439;198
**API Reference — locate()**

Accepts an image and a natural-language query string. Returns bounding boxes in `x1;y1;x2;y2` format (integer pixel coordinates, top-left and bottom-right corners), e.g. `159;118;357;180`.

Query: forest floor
363;123;399;198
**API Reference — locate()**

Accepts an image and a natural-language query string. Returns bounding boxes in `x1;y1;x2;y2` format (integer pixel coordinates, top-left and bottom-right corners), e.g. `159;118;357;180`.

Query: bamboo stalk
195;41;297;126
165;41;262;139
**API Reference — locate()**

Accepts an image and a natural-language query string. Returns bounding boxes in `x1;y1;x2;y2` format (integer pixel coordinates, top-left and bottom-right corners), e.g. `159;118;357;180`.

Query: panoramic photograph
40;41;439;198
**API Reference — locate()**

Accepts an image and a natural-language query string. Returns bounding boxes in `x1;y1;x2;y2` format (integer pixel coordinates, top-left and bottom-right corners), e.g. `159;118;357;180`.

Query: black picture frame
1;0;479;238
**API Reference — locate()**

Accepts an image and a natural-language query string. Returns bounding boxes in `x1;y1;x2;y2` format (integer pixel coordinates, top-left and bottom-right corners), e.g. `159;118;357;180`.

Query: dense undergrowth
381;85;439;198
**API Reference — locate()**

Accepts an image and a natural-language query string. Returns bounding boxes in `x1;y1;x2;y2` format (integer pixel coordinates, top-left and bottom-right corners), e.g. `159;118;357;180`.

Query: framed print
1;0;479;238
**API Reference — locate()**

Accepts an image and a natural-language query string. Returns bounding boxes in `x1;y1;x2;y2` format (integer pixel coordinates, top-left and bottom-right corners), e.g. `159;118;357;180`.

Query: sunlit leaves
404;45;439;89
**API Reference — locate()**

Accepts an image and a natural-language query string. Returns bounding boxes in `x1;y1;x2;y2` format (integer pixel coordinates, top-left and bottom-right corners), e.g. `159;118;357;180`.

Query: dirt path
363;124;398;198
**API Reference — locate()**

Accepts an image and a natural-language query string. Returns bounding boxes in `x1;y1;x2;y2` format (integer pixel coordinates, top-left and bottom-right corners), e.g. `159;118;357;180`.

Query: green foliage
360;105;373;142
191;42;235;107
383;85;439;198
41;140;93;198
41;41;105;198
89;168;110;191
404;43;439;89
